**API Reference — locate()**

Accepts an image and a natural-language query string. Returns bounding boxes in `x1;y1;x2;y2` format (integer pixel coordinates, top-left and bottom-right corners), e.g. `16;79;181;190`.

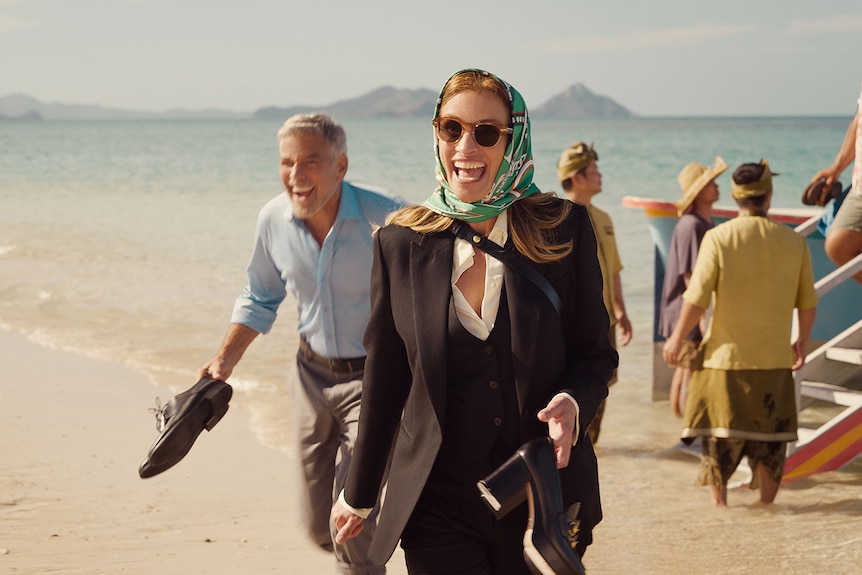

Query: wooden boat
623;195;862;482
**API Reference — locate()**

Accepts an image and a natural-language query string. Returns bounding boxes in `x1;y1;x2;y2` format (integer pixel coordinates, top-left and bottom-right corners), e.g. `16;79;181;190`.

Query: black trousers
401;502;531;575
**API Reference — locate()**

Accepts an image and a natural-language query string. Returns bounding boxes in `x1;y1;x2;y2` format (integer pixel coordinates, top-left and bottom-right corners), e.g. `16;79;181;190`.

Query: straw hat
674;156;728;216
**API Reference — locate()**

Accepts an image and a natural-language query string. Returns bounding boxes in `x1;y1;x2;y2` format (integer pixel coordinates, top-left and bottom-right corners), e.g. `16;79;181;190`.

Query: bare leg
757;465;780;504
709;484;727;507
824;228;862;284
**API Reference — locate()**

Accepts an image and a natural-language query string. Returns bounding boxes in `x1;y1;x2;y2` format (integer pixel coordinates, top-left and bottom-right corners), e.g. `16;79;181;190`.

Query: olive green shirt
683;215;818;370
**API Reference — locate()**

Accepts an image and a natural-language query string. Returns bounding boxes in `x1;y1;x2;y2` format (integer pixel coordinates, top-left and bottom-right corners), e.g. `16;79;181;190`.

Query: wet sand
1;328;860;574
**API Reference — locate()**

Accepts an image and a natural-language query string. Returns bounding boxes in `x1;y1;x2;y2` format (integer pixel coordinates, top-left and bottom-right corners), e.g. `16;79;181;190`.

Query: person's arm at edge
812;109;859;186
612;272;633;346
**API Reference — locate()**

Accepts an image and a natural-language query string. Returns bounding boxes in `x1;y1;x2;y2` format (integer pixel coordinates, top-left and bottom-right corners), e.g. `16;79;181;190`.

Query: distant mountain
253;86;439;120
1;83;632;121
532;84;633;119
0;109;43;122
0;94;45;120
0;93;246;120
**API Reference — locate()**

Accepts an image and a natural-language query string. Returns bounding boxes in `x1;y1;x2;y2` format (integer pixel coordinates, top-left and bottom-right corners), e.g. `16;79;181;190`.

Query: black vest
428;290;522;488
403;290;525;543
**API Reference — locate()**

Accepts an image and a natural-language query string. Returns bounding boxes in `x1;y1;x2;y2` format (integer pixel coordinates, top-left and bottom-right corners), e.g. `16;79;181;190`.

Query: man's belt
298;338;366;374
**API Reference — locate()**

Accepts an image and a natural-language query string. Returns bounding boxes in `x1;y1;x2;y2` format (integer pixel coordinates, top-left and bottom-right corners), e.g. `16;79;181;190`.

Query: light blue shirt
231;181;403;359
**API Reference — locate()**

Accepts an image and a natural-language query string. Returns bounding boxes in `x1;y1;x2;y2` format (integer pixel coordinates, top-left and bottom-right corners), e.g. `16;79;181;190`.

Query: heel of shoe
478;450;532;516
202;381;232;431
520;440;586;575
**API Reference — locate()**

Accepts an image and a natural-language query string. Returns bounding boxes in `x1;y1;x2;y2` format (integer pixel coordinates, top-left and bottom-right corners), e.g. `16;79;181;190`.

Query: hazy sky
2;0;860;116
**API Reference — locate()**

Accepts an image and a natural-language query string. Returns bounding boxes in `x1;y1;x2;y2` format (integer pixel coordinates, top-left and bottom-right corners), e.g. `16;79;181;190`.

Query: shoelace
147;397;167;433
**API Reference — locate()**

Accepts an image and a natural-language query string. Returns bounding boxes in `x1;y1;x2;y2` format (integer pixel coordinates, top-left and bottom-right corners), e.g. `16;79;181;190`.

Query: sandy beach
0;329;406;575
2;327;860;575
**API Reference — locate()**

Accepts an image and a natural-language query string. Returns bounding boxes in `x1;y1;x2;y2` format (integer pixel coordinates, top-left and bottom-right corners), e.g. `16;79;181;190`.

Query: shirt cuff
555;392;581;446
337;489;372;520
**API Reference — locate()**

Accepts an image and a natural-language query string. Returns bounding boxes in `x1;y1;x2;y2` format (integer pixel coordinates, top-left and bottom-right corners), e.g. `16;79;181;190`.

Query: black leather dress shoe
478;438;585;575
138;376;232;478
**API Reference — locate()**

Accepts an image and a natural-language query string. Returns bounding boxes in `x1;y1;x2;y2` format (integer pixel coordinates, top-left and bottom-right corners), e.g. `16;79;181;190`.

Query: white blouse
451;212;508;340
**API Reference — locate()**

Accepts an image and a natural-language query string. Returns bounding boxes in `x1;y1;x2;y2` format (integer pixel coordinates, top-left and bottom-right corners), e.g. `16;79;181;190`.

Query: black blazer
345;200;618;565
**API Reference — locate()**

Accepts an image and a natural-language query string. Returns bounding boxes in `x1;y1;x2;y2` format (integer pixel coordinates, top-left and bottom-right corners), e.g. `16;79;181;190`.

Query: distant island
0;84;634;121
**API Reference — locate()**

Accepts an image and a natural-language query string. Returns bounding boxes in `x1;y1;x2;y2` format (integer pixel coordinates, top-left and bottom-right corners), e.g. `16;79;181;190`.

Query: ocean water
0;115;852;452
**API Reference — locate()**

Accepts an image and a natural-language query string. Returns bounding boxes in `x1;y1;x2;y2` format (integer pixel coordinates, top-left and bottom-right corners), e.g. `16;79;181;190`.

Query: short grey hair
276;113;347;156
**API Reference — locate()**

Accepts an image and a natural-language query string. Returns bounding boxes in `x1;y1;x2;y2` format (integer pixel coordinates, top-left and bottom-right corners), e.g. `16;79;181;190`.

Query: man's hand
617;313;633;346
791;339;808;371
810;167;841;188
662;334;684;367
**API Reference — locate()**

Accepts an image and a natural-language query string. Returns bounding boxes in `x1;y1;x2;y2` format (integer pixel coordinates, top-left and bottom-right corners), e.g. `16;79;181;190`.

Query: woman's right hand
331;501;365;545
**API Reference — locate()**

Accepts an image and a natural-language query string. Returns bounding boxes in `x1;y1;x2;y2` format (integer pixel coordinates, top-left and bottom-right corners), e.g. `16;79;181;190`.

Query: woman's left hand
331;501;365;545
537;395;577;468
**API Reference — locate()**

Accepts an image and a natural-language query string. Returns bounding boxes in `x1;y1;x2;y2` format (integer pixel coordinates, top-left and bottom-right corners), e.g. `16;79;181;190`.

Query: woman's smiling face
436;89;509;204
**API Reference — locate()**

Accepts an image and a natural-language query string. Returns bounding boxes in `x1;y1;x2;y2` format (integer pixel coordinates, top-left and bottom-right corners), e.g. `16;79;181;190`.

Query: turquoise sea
0;115;852;451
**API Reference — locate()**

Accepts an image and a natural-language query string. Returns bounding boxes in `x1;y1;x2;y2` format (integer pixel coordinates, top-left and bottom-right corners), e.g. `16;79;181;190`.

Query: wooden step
825;347;862;365
800;381;862;407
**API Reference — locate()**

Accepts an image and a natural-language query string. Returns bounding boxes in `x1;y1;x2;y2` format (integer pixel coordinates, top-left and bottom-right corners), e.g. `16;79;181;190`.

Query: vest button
489;380;499;389
484;346;493;354
493;417;503;427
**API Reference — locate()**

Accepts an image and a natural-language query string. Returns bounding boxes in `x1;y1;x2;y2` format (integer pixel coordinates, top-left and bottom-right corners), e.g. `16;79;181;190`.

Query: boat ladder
784;224;862;483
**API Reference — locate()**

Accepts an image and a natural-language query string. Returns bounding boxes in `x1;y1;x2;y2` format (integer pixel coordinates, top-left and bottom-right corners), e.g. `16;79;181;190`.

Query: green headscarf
423;69;541;223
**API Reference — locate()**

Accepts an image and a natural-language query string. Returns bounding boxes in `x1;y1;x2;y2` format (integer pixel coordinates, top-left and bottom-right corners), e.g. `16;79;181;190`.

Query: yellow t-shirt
683;215;818;370
587;205;623;327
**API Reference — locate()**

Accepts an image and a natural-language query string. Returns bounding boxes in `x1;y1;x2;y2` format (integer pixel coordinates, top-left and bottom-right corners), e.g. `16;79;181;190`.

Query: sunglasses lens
474;124;502;147
436;118;507;147
438;119;463;143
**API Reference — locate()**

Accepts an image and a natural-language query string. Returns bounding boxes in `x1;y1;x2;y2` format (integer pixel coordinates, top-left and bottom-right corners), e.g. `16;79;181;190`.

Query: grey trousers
293;351;384;575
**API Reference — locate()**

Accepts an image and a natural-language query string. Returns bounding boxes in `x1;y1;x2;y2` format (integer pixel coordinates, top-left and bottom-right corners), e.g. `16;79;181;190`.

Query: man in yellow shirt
663;160;818;507
558;141;632;445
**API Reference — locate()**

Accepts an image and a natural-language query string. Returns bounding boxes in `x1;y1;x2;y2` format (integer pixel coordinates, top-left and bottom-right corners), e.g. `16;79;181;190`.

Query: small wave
0;245;17;256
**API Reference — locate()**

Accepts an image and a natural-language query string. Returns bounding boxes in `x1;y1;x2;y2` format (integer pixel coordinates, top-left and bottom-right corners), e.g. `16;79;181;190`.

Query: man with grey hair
153;113;401;573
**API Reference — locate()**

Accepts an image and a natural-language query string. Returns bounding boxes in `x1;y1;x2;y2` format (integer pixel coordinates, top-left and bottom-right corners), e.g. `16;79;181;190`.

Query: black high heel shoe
138;376;232;478
478;438;585;575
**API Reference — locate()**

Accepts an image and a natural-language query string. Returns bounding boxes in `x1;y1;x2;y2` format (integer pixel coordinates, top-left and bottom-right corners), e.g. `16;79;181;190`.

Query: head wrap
731;160;779;199
423;69;540;223
557;141;599;182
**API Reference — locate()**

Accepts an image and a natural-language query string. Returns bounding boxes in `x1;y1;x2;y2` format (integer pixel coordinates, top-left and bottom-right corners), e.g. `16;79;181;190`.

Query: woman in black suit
332;69;618;574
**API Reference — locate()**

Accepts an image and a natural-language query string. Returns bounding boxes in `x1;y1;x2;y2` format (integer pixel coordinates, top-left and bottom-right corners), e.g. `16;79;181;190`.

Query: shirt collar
487;210;508;248
453;211;509;273
335;181;362;221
